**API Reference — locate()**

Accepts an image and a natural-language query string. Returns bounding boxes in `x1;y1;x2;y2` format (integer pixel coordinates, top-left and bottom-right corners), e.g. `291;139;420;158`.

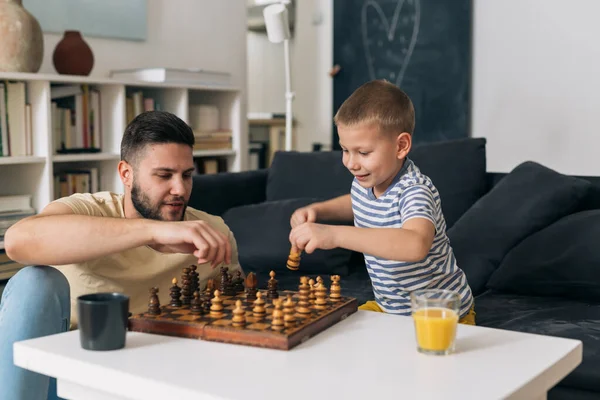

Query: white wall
37;0;247;90
247;0;333;151
471;0;600;175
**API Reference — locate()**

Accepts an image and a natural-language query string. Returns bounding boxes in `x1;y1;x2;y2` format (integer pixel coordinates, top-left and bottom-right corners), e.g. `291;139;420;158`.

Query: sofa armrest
189;169;268;216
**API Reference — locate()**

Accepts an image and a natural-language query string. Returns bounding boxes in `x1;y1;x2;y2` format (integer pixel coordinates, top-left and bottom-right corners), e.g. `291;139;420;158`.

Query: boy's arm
291;184;436;261
333;219;434;262
5;202;231;266
291;194;353;227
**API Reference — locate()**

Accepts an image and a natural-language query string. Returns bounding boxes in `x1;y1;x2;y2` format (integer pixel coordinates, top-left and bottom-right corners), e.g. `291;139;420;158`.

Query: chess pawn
210;290;224;318
296;276;311;316
205;278;215;299
308;278;316;304
314;281;328;310
283;294;296;328
202;291;212;314
252;292;267;321
267;270;279;300
233;270;245;293
231;300;246;328
169;278;182;307
190;291;203;315
245;272;258;301
271;299;284;331
148;287;161;315
329;275;342;302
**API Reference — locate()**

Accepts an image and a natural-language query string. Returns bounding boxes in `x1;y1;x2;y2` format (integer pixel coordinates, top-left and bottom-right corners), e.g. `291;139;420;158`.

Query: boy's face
123;143;195;221
338;122;409;197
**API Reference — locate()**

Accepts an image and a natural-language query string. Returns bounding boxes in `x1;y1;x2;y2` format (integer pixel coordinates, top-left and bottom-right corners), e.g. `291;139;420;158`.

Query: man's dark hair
120;111;195;166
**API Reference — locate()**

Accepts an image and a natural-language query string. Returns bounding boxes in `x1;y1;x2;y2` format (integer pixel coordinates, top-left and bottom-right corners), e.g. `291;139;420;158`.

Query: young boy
289;80;475;324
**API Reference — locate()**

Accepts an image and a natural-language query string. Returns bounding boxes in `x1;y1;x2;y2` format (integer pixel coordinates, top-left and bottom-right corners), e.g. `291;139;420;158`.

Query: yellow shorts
359;300;476;326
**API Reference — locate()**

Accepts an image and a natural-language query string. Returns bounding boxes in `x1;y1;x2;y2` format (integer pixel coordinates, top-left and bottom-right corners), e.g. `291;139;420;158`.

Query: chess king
0;111;244;399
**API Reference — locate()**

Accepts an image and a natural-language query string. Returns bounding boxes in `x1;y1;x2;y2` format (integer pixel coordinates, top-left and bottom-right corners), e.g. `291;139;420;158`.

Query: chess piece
271;299;284;331
267;270;279;300
148;287;161;315
286;245;301;271
316;276;324;287
210;290;224;318
233;270;245;293
232;300;246;328
181;267;192;306
169;277;182;307
189;265;199;295
314;280;328;310
283;294;296;328
296;276;311;315
219;266;234;296
205;278;215;299
245;272;258;301
252;291;267;321
190;291;203;315
202;290;212;314
329;275;342;302
308;278;316;304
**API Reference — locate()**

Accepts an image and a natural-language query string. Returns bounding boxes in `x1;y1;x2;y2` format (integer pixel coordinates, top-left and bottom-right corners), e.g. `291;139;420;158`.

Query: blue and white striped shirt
351;158;473;318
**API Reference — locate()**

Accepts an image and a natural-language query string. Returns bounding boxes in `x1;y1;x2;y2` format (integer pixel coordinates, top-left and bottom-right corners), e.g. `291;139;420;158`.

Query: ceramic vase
0;0;44;73
53;30;94;76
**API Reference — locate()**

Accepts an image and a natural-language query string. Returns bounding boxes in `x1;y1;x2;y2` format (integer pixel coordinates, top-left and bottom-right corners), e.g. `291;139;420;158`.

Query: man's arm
4;202;231;266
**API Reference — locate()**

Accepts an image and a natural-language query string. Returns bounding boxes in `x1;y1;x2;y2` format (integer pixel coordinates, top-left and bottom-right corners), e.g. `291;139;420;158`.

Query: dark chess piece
148;287;161;315
267;270;278;300
189;265;199;294
219;266;229;295
233;270;244;293
245;272;258;301
190;291;203;315
169;278;182;307
202;291;212;314
181;267;192;306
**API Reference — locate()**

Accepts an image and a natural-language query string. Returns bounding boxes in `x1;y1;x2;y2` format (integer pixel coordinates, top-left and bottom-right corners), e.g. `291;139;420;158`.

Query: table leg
58;379;132;400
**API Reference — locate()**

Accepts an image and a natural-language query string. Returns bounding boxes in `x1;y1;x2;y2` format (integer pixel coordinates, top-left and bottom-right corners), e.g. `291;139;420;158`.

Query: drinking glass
410;289;460;355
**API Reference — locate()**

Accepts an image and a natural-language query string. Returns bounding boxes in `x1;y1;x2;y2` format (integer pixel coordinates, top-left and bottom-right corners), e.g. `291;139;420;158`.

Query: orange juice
412;307;458;352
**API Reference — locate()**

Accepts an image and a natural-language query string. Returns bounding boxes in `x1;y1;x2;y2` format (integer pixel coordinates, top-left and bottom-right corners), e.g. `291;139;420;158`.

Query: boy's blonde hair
334;79;415;135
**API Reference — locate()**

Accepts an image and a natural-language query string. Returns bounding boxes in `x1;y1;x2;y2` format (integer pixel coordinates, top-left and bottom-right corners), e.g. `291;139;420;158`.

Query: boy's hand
289;222;336;254
290;205;318;228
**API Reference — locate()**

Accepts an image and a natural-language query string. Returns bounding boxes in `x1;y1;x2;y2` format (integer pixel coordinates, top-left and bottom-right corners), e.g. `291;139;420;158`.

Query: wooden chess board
128;290;358;350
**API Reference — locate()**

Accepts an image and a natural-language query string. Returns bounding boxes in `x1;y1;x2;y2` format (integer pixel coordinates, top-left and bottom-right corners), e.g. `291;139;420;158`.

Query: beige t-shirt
52;192;243;327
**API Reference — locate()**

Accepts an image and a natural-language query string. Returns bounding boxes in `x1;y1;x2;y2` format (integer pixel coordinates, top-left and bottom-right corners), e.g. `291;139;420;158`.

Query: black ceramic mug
77;293;129;351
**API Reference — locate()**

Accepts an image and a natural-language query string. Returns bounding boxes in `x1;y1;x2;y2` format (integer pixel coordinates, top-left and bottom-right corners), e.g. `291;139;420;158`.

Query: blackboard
333;0;472;148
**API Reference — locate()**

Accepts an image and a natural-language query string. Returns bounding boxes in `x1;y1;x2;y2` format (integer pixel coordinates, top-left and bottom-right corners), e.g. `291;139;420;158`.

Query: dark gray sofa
189;138;600;400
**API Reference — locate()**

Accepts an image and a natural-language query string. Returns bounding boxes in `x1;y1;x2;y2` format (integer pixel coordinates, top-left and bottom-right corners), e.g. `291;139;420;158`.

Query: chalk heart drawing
361;0;421;87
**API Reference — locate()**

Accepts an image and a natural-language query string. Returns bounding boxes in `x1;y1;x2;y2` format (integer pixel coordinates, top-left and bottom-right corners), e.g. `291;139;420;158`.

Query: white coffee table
14;310;581;400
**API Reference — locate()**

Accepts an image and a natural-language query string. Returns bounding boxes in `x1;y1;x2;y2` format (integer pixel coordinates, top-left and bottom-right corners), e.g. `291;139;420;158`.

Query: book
109;68;231;86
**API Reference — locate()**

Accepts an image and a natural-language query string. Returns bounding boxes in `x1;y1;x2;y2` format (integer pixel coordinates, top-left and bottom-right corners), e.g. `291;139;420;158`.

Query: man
0;111;242;400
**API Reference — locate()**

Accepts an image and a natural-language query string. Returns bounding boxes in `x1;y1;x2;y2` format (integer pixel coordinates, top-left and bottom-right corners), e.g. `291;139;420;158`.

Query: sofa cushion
266;152;353;202
409;137;487;229
222;198;353;276
475;291;600;393
487;210;600;302
266;138;488;230
447;161;591;296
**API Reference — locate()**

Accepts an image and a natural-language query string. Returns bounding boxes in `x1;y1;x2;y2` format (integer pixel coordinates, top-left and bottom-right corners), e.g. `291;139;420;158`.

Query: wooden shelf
192;149;236;157
0;156;46;165
53;153;121;163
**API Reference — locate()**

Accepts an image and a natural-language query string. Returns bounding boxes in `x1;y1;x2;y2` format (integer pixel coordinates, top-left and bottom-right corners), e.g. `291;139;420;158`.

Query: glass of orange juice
411;289;460;355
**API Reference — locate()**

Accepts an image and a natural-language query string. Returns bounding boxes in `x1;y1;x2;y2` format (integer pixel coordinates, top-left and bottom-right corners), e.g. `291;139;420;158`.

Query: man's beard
131;181;187;221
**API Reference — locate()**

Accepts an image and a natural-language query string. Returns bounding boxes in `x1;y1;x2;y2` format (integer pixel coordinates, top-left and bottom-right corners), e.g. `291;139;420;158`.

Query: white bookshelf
0;72;246;214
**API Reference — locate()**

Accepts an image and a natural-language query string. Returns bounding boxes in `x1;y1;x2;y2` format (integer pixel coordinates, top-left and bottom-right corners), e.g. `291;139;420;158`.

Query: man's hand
290;205;318;228
150;220;232;267
289;222;337;254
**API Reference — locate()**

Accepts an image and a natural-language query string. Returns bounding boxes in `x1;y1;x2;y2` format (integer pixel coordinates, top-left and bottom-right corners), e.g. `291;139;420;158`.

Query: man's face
130;143;195;221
